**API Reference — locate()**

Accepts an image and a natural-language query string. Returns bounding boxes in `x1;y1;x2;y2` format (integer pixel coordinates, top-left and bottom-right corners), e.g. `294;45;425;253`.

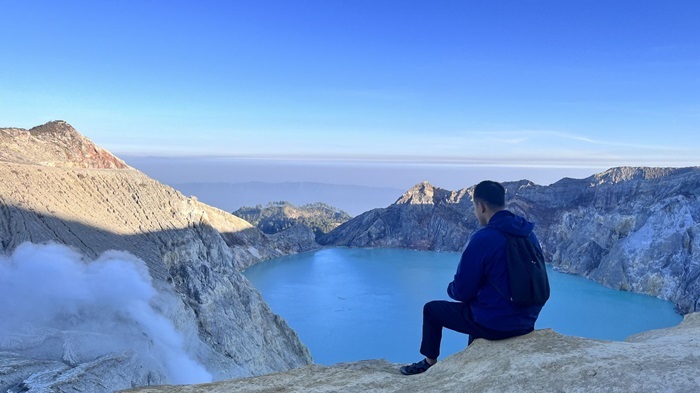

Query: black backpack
491;233;550;307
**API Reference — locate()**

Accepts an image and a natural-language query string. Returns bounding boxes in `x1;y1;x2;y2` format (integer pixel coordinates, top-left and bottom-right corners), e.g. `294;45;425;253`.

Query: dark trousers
420;300;533;359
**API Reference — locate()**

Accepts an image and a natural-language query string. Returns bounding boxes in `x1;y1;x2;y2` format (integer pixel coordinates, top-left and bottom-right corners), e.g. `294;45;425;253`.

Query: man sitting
400;180;547;375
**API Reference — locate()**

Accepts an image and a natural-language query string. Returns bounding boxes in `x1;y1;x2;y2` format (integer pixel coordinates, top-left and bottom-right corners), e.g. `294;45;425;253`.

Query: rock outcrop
320;170;700;314
0;122;314;392
120;312;700;393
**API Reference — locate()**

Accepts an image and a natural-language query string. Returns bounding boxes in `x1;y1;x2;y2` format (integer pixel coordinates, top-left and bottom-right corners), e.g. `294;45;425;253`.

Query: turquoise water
244;247;682;365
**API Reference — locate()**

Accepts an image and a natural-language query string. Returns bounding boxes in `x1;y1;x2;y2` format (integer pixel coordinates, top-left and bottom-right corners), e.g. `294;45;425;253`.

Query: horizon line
117;152;699;170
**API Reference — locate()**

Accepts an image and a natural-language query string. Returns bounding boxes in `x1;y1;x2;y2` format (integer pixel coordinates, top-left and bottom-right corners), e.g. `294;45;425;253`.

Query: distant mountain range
170;181;404;216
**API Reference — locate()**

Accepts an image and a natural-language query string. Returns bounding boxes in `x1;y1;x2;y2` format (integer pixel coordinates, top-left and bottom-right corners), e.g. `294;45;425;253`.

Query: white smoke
0;242;212;385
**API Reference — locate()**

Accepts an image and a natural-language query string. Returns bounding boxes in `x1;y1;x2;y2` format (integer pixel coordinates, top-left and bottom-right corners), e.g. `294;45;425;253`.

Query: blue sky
1;1;698;187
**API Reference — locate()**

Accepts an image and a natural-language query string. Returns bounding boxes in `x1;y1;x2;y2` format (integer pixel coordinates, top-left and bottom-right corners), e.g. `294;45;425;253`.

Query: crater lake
244;247;682;365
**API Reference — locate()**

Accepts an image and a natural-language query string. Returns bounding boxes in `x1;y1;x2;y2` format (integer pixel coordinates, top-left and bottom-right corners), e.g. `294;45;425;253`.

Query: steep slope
321;170;700;314
122;312;700;393
0;122;313;392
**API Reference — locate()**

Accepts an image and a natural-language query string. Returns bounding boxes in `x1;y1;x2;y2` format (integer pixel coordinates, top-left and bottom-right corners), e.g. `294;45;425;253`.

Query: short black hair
473;180;505;208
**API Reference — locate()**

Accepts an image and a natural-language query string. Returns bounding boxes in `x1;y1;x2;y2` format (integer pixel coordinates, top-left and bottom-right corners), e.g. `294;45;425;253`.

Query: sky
1;0;698;189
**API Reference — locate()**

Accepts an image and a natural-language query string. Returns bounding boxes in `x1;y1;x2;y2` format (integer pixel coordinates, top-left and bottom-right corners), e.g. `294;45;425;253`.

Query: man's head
472;180;505;226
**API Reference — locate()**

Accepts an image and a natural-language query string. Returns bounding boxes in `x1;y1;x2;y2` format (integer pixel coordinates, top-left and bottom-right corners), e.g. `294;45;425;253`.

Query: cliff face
535;167;700;314
121;312;700;393
321;169;700;314
0;122;314;392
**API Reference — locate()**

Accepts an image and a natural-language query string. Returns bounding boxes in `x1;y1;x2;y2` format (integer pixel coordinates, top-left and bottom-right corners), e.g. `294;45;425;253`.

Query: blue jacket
447;210;544;331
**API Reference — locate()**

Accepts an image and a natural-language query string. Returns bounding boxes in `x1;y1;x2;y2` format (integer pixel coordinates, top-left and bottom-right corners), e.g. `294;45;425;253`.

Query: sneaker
400;359;433;375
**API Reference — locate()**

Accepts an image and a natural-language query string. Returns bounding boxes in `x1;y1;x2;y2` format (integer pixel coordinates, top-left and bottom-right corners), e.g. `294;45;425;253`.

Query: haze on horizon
1;1;698;189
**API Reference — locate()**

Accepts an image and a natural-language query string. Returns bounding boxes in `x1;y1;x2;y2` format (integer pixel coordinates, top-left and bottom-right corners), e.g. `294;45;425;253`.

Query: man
400;180;546;375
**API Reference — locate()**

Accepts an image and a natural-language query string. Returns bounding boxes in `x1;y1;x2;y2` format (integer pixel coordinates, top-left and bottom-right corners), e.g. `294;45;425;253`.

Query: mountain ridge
321;168;700;314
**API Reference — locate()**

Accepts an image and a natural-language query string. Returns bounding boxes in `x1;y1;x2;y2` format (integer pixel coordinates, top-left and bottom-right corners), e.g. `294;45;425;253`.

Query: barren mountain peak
0;120;129;169
395;181;437;205
28;119;75;134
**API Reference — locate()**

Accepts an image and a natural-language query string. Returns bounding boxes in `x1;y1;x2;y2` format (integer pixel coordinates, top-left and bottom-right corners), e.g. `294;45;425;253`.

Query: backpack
492;233;550;307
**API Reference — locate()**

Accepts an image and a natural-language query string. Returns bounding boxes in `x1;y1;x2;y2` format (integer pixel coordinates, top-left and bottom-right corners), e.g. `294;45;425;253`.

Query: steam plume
0;242;212;384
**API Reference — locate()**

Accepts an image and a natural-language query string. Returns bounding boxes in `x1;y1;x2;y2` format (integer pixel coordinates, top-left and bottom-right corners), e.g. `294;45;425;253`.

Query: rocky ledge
121;312;700;393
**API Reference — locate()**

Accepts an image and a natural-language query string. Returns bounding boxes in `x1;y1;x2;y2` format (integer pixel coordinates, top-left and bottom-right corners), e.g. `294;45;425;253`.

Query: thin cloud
455;130;687;153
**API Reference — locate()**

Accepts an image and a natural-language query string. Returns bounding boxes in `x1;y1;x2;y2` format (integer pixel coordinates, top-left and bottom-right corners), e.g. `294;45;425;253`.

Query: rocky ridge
0;122;316;392
121;312;700;393
320;169;700;314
